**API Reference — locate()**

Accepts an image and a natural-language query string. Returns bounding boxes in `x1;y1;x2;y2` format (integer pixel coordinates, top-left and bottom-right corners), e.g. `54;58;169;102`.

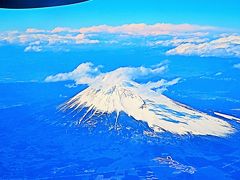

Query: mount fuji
46;63;236;137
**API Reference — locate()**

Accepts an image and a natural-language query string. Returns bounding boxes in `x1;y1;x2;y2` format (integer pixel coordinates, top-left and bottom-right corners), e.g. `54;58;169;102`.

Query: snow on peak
58;64;234;137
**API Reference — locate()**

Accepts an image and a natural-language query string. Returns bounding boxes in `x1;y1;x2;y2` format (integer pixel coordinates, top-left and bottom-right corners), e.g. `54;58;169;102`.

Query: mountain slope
62;72;234;137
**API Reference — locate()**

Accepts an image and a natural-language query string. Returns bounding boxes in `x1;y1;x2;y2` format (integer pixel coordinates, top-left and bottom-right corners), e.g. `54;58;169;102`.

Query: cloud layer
0;23;240;58
77;23;216;36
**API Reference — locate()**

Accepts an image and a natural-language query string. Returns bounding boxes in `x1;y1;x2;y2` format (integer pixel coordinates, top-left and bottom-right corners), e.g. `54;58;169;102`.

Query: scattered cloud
0;29;99;52
166;35;240;57
144;78;181;93
24;41;43;52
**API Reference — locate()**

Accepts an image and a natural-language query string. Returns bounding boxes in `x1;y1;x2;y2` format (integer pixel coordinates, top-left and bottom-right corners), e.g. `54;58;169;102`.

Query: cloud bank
77;23;216;36
1;23;239;58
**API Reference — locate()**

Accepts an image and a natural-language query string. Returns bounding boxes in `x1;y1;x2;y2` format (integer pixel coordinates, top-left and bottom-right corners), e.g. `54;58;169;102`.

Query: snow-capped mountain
61;67;234;137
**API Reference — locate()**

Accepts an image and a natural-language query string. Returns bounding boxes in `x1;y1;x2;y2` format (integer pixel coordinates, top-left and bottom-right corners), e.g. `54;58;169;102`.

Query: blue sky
0;0;240;30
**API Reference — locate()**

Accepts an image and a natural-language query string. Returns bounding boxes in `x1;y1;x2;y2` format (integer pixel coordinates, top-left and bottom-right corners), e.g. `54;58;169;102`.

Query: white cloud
102;65;167;83
45;62;168;86
24;41;43;52
149;37;209;47
75;34;99;44
45;62;102;84
78;23;216;36
26;28;46;33
0;31;19;43
51;27;80;33
144;78;181;93
24;45;42;52
166;35;240;57
234;63;240;69
0;30;99;52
